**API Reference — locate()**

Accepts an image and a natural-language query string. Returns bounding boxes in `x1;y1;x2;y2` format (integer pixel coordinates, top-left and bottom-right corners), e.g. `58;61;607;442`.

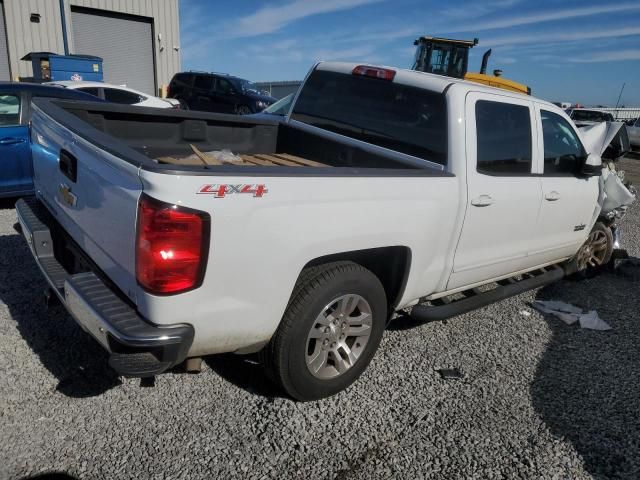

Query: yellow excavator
412;36;531;95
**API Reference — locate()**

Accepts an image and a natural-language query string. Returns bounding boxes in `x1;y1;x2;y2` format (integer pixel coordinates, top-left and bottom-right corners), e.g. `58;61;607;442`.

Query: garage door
0;2;10;81
71;8;155;94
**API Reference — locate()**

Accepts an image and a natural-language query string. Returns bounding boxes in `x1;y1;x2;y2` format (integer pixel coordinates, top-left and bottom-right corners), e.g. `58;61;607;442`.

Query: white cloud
451;2;640;32
570;49;640;63
442;0;524;20
312;45;378;61
483;26;640;47
227;0;385;38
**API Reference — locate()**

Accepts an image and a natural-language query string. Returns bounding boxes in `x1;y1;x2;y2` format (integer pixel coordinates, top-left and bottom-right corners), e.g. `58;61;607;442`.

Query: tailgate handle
59;150;78;183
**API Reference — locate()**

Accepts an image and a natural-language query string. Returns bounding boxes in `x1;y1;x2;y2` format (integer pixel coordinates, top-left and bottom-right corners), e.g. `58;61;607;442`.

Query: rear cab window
475;100;532;175
290;69;448;165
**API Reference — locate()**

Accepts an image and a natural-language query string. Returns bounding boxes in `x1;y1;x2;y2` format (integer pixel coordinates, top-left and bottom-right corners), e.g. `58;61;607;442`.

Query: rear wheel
565;222;614;275
263;262;386;401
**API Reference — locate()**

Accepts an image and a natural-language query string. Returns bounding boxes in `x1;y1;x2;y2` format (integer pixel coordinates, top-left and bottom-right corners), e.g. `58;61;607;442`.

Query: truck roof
0;81;105;101
316;61;556;110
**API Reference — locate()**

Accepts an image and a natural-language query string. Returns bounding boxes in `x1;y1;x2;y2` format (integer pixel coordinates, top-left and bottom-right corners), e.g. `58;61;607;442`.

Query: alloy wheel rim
576;230;608;270
305;294;373;379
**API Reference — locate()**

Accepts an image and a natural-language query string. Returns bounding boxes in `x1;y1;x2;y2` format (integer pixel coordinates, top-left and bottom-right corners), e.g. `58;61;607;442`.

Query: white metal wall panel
2;0;66;80
71;8;155;94
68;0;181;89
0;1;10;80
1;0;179;88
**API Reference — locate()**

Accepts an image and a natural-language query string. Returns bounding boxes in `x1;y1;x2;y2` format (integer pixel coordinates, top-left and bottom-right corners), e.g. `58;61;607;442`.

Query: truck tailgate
30;104;143;303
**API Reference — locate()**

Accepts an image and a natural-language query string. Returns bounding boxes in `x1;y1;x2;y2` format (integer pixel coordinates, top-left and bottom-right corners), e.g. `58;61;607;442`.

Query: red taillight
136;195;210;295
352;65;396;81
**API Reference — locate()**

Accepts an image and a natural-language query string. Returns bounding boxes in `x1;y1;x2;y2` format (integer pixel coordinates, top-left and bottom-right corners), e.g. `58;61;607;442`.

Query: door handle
471;194;493;207
0;137;26;146
545;191;561;201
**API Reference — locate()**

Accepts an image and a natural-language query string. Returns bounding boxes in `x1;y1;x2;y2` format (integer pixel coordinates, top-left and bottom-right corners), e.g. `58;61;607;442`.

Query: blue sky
179;0;640;106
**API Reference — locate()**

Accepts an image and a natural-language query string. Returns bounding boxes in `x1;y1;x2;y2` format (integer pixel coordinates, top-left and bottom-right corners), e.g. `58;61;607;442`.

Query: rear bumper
15;197;194;377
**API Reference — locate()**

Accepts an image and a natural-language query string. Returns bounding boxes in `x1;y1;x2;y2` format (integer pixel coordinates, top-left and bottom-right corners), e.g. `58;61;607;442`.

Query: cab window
215;78;234;95
476;100;532;175
193;75;213;91
0;95;20;126
103;88;143;105
77;87;100;98
541;110;586;175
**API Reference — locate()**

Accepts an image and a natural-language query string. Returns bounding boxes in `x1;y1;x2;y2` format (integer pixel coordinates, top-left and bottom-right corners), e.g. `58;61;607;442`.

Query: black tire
263;261;387;401
236;105;252;115
564;221;614;276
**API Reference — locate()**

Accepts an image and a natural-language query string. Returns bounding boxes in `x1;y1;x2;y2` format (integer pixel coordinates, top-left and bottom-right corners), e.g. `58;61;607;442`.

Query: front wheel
263;262;387;401
565;222;614;276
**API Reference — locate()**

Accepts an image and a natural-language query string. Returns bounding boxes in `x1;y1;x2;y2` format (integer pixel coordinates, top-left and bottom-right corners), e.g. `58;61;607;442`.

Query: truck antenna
614;82;625;110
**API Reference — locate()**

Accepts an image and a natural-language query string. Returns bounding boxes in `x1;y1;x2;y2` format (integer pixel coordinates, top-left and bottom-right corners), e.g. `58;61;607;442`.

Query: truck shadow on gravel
204;354;284;400
0;233;121;398
531;262;640;479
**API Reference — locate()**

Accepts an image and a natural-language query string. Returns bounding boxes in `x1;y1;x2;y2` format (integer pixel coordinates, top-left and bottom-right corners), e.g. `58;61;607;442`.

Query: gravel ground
1;198;639;480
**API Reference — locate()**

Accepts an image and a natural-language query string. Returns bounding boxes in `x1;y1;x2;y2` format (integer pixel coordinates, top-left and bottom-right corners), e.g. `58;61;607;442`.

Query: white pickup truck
17;62;622;400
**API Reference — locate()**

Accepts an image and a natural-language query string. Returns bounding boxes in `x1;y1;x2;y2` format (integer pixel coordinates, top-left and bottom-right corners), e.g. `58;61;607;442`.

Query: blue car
0;83;103;198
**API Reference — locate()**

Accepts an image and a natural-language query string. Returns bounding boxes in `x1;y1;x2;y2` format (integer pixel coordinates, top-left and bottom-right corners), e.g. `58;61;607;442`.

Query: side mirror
580;153;602;177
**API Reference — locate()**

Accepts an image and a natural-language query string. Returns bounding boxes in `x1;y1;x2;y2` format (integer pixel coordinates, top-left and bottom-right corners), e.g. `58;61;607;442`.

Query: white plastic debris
578;310;612;331
531;300;611;330
532;300;582;325
600;166;636;214
182;149;242;164
209;149;242;164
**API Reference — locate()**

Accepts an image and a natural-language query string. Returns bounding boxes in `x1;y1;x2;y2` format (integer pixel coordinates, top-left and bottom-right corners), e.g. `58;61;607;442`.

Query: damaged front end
580;121;636;250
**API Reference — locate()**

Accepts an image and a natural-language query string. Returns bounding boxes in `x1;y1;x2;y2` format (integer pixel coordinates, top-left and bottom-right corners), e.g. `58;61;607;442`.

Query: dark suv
168;72;277;114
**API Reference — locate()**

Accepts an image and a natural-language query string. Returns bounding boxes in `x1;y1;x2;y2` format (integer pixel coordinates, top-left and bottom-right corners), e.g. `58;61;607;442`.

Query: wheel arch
302;246;412;311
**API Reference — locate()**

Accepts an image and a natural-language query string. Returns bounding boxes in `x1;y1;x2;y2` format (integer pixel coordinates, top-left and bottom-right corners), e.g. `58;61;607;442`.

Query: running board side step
409;266;564;322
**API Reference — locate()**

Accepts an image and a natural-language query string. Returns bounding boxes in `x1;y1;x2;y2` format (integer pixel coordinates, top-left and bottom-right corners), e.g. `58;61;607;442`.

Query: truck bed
32;99;447;175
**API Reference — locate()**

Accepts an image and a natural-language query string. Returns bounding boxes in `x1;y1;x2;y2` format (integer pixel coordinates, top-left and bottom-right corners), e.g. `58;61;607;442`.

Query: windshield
235;79;262;95
291;70;448;165
263;93;294;115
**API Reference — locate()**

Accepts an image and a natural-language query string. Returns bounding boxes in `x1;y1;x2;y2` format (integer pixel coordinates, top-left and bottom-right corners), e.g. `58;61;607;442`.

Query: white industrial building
0;0;180;95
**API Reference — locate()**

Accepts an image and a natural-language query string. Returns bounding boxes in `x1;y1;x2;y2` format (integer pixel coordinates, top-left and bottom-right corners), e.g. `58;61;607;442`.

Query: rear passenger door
191;75;215;111
449;92;542;290
530;106;599;262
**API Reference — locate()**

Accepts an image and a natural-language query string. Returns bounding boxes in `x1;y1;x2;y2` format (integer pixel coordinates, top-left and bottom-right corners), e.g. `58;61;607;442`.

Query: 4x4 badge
198;184;268;198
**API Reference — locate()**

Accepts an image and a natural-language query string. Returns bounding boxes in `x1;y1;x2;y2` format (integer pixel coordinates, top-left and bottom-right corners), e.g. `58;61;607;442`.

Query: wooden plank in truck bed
155;149;330;168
